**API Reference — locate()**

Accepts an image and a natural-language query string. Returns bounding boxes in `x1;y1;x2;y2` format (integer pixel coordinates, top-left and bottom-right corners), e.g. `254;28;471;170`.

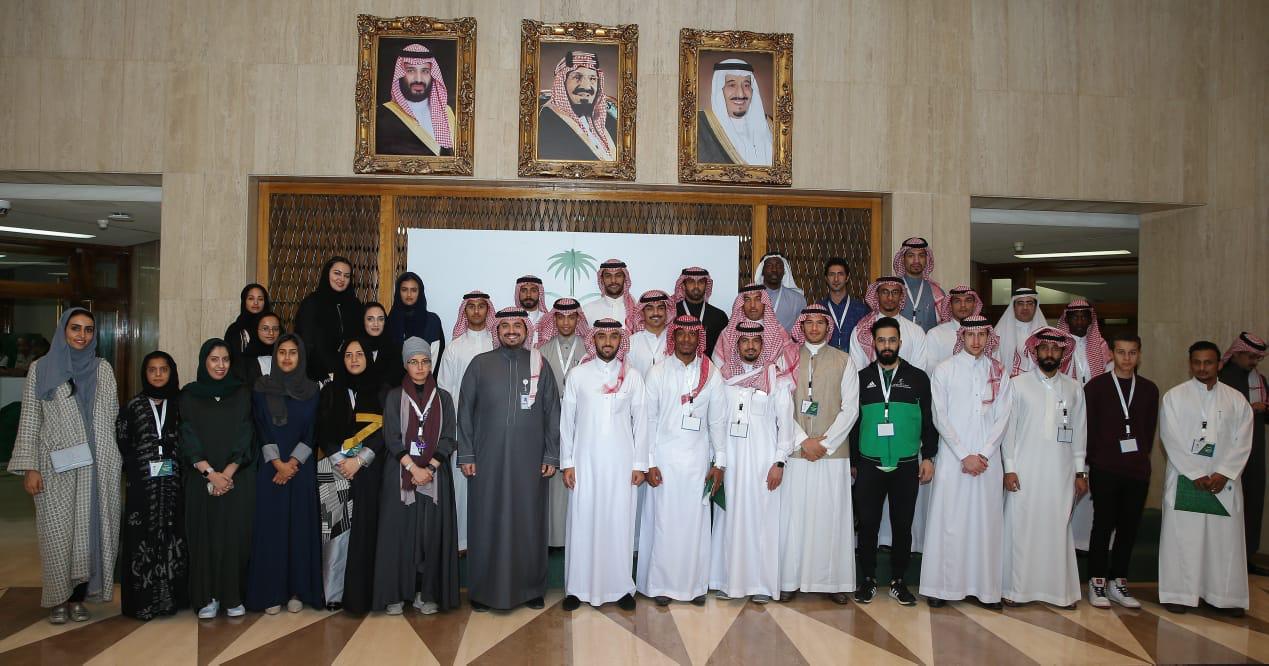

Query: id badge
1119;438;1138;453
409;440;425;457
800;400;819;416
1056;426;1074;443
520;394;532;410
681;415;701;431
730;421;749;438
876;422;895;437
1192;439;1215;457
149;460;175;478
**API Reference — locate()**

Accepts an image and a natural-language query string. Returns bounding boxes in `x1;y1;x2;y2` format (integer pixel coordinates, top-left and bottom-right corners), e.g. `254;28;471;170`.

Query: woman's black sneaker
562;595;581;611
889;580;916;606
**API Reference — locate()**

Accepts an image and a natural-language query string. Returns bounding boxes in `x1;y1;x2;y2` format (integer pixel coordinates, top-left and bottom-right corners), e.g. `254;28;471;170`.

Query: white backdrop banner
406;228;740;337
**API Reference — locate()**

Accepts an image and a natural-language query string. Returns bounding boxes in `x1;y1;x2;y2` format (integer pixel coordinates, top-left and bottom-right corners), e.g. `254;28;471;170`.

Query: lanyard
1198;384;1216;438
680;356;710;406
347;389;357;410
772;288;784;315
1111;373;1136;435
831;297;851;333
904;279;926;315
406;388;437;440
878;365;899;420
555;339;578;376
1040;374;1069;426
149;399;167;457
805;352;817;398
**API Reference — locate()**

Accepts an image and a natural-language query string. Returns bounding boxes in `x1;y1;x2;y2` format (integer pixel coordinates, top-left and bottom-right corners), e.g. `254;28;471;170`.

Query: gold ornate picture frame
517;20;638;181
678;29;793;186
354;15;476;175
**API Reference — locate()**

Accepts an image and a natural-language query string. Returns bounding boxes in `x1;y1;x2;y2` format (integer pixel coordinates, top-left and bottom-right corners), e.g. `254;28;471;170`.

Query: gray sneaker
751;595;772;604
1107;579;1140;609
1087;578;1111;608
385;602;404;616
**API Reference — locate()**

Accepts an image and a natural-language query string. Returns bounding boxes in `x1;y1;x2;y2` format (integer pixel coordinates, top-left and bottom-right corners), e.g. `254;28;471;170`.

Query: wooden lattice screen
257;182;881;326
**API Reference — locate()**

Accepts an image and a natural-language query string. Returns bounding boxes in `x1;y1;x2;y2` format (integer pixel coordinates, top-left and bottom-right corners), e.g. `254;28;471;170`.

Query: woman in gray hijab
8;308;121;624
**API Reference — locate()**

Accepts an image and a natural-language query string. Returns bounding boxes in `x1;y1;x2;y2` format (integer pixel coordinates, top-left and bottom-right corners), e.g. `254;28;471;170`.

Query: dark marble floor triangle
707;604;808;666
222;611;363;665
469;601;572;665
934;604;1038;666
1000;603;1143;661
597;598;692;666
0;588;49;643
197;612;262;666
0;615;143;665
405;594;475;666
1114;605;1258;664
784;593;922;664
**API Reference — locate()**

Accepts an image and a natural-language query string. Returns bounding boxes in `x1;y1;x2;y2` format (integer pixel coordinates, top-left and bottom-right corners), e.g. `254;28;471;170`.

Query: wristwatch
775;461;786;468
200;467;211;478
1074;472;1088;479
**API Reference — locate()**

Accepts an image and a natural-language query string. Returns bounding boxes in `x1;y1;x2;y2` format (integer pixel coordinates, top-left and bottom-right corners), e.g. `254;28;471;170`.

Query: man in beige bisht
779;305;859;604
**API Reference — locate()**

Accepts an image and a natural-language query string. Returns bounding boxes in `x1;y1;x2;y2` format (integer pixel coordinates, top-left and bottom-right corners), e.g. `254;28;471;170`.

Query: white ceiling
970;209;1139;265
0;177;161;247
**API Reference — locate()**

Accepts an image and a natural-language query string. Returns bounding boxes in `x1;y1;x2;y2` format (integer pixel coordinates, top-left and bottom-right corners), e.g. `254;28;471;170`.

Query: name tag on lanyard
876;365;897;437
149;460;175;478
682;415;702;431
1191;419;1215;456
1057;404;1073;443
520;377;532;410
731;398;749;438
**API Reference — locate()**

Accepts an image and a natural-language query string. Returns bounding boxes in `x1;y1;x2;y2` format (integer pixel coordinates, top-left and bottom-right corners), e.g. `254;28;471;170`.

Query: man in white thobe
710;321;796;604
754;253;807;334
637;315;727;606
1002;328;1087;607
778;305;859;603
435;290;494;551
925;286;983;368
1158;340;1254;615
1056;299;1110;551
997;287;1046;376
560;320;648;611
849;277;928;373
513;276;548;348
921;316;1012;608
537;298;590;549
583;259;637;330
628;290;670;377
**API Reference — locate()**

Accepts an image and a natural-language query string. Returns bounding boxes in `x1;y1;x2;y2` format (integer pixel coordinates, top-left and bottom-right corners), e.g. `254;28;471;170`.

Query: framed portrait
354;15;476;175
678;29;793;186
517;20;638;180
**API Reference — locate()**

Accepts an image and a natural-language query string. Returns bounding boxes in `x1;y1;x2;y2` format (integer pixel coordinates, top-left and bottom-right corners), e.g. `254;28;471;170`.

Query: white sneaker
265;605;282;615
714;590;732;600
1087;578;1111;608
198;599;220;619
1108;579;1141;608
385;602;404;615
417;601;440;615
286;598;303;613
226;604;246;617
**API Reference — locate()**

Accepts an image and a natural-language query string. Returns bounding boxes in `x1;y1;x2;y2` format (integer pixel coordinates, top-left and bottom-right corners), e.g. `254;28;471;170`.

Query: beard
1038;357;1061;372
400;78;433;103
877;349;899;365
519;298;538;310
570;97;596;118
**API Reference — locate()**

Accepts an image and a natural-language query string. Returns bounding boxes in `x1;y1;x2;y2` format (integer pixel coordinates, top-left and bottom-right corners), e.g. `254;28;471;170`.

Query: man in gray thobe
537;297;590;548
893;237;945;333
458;308;561;611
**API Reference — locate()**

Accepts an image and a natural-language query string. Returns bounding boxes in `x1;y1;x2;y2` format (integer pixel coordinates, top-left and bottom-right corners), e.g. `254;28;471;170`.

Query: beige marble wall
0;0;1265;399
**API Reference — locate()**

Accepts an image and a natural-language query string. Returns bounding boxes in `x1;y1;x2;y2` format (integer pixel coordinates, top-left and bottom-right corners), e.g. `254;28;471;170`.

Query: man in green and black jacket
849;316;939;606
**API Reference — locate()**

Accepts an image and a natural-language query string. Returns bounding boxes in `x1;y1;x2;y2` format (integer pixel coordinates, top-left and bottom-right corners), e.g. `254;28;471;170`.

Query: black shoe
926;597;946;608
655;596;672;606
830;592;850;605
690;595;706;606
471;600;490;613
1222;605;1246;617
525;597;545;610
978;599;1003;610
1249;563;1269;576
779;591;796;602
889;580;916;606
562;595;581;612
1163;603;1188;614
325;602;342;611
854;578;876;604
618;594;636;611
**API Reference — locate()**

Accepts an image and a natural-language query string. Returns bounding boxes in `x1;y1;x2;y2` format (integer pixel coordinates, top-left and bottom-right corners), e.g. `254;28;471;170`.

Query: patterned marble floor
4;580;1269;665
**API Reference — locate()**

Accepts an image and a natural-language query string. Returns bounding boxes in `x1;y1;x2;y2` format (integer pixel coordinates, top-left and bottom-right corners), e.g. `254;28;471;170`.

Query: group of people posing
9;239;1266;625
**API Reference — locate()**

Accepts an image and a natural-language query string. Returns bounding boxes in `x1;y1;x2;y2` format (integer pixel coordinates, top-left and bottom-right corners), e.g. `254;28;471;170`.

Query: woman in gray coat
8;308;121;624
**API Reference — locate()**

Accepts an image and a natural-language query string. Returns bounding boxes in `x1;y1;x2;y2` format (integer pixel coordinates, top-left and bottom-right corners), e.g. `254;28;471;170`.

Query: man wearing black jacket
850;317;940;606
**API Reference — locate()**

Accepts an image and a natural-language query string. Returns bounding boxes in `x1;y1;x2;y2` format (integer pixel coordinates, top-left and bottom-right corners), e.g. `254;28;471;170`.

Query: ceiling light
1013;250;1131;259
0;225;95;239
1037;280;1107;286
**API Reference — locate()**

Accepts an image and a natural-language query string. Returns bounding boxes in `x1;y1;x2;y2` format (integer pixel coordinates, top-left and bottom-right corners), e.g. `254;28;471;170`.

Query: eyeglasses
406;358;431;367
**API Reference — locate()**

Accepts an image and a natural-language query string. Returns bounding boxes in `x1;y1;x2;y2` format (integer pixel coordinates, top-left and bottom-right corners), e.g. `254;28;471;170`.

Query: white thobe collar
805;341;826;355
